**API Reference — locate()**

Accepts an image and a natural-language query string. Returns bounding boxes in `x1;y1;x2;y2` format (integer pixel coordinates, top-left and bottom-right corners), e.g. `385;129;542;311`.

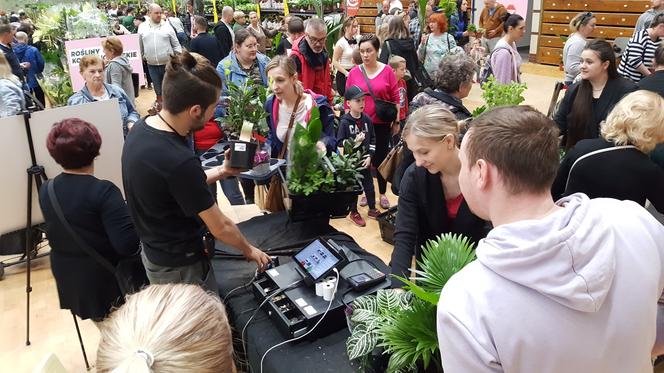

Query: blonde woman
96;284;236;373
264;55;336;157
563;12;596;85
0;52;25;117
390;104;488;288
552;90;664;212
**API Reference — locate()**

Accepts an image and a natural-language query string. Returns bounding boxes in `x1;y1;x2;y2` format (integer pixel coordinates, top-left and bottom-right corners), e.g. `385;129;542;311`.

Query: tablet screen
294;239;341;281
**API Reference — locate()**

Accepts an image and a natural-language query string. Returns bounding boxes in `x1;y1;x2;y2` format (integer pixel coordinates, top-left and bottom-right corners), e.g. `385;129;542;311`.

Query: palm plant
346;233;477;372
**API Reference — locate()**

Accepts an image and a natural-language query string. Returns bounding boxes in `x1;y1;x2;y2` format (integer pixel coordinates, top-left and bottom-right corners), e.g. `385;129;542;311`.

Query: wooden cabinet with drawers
537;0;650;65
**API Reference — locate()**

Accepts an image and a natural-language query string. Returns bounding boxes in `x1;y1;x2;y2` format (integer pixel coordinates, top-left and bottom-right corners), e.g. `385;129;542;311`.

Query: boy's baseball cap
344;85;368;101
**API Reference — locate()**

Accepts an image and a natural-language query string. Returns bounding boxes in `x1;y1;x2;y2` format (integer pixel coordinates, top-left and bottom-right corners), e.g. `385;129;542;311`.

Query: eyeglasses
306;33;327;45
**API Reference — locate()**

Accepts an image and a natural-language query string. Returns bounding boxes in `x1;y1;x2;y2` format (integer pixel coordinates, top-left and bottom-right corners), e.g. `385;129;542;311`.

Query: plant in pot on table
217;76;271;171
346;233;477;373
286;107;366;219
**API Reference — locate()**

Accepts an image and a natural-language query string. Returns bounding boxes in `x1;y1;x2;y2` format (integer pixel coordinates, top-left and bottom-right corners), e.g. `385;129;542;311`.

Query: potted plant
216;68;270;169
346;233;477;372
286;108;366;220
471;75;527;117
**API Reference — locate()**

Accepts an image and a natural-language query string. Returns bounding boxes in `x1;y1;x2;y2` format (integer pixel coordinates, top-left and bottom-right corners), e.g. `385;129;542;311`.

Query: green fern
394;233;476;305
378;299;440;373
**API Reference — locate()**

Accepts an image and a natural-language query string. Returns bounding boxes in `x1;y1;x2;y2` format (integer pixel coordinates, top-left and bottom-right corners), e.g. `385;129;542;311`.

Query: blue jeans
147;64;166;96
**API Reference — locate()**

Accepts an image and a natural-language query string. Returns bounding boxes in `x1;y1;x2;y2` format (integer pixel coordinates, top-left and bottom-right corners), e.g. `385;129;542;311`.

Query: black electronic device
251;238;390;339
340;259;387;291
292;238;347;286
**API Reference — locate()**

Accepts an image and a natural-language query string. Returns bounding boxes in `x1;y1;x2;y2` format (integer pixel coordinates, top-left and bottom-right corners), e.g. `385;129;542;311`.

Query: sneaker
367;209;380;219
349;211;366;227
380;195;390;209
359;195;368;207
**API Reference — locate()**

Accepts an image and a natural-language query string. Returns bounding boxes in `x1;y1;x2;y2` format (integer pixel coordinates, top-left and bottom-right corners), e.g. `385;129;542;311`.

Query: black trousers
336;71;347;96
372;124;391;195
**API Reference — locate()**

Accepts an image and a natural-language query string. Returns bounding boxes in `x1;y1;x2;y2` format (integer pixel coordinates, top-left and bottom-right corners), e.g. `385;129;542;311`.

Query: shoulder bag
264;94;302;212
418;35;434;88
378;137;404;182
360;65;398;123
46;179;147;296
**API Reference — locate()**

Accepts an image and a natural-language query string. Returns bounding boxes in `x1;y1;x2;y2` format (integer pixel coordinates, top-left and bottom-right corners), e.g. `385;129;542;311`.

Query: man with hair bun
437;105;664;372
122;51;271;295
290;17;333;103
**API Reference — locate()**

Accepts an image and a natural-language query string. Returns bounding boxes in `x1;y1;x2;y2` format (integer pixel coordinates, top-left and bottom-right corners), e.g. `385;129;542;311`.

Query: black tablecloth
212;212;389;373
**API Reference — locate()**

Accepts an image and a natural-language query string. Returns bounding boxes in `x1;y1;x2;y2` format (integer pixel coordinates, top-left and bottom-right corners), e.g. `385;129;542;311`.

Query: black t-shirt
122;118;215;267
275;38;292;56
638;70;664;98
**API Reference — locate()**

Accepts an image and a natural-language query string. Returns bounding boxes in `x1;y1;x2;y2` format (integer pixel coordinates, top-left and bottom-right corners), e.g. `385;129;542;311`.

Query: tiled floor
0;63;568;372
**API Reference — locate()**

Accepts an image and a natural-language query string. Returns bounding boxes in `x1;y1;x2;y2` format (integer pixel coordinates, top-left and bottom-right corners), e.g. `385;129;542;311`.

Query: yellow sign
284;0;290;16
171;0;177;15
212;0;219;23
256;3;261;20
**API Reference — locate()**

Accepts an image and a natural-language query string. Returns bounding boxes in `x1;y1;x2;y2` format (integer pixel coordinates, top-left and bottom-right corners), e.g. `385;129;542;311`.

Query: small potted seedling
217;67;270;169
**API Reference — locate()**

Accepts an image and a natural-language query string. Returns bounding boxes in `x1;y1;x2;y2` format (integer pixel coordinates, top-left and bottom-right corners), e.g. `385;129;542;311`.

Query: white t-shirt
92;91;110;101
335;37;357;70
276;94;314;143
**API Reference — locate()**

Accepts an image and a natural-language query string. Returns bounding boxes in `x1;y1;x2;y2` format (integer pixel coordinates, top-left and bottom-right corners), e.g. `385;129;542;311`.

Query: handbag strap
46;179;116;274
564;145;637;190
277;93;303;159
359;65;378;101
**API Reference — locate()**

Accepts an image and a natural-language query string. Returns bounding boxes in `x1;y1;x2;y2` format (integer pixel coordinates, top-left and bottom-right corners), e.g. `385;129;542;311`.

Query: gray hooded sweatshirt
104;56;135;105
437;193;664;373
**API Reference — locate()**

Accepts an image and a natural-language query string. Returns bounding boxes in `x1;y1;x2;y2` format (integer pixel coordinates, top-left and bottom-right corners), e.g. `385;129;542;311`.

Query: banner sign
65;34;145;91
346;0;362;17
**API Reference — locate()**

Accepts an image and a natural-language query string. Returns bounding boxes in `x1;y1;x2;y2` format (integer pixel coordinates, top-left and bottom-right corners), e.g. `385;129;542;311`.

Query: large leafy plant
472;75;527;117
346;233;477;372
288;108;364;196
217;69;269;141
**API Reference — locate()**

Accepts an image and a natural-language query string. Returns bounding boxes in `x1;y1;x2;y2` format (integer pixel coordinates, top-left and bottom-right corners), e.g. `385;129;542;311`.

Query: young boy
337;85;379;227
389;55;408;139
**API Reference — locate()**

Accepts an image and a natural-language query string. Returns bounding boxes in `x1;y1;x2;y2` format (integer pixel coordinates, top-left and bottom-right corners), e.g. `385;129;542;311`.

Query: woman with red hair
417;11;458;81
38;118;140;323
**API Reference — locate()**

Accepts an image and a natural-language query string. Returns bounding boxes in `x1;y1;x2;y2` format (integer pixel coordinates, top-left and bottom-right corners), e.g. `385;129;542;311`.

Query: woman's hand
362;156;372;168
421;33;428;44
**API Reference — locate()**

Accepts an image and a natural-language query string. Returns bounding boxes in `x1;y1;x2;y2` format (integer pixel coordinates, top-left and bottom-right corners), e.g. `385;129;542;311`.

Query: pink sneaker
367;209;380;219
359;195;368;207
349;211;366;227
380;196;390;209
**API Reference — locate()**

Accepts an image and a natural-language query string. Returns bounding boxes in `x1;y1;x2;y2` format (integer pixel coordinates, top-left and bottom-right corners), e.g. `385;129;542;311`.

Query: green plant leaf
377;288;403;312
350;309;378;325
378;299;441;373
352;294;378;312
347;325;379;360
393;276;441;305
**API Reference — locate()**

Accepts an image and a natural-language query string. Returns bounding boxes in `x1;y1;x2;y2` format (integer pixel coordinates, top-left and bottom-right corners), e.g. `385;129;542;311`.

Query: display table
212;212;389;373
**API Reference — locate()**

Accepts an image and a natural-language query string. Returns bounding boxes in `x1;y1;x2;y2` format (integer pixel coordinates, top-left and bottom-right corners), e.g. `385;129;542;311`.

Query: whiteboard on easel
0;100;125;235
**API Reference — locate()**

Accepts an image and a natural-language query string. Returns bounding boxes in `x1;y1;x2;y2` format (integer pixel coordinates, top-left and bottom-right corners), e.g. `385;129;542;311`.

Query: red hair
428;12;449;33
46;118;102;169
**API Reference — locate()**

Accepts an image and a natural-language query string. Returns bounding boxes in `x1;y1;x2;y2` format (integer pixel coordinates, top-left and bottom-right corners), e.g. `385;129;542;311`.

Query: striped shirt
618;28;661;82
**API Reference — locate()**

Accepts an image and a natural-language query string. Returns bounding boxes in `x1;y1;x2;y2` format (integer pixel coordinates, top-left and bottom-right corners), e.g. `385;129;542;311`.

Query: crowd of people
3;0;664;372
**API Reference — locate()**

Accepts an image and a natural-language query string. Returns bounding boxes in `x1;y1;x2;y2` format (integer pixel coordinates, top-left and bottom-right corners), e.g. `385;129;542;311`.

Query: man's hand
243;245;272;270
220;149;246;178
20;62;30;70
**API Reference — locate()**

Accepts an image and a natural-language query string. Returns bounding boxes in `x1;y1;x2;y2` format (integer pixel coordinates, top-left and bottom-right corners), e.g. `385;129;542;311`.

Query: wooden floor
0;63;566;372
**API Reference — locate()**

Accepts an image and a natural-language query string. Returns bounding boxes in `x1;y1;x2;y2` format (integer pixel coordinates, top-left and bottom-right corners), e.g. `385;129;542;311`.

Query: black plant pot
288;180;363;222
228;140;258;169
